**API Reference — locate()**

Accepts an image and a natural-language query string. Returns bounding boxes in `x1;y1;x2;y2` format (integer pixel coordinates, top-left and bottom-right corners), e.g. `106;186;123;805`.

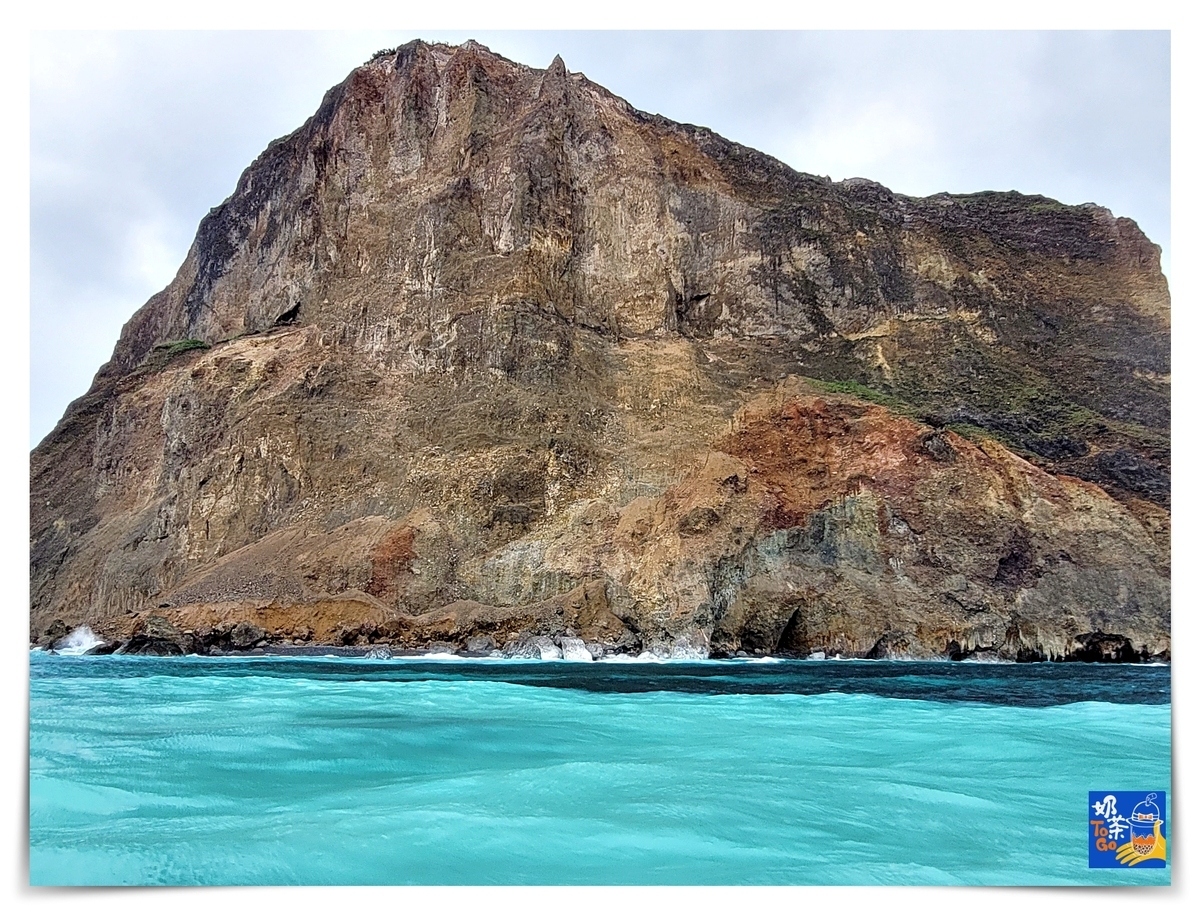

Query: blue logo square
1089;791;1168;868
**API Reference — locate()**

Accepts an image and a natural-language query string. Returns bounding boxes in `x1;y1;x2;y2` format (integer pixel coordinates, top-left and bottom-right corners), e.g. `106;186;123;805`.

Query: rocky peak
31;41;1169;661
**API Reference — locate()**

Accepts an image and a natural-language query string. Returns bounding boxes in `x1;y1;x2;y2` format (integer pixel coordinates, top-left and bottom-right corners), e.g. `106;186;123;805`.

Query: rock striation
31;41;1170;661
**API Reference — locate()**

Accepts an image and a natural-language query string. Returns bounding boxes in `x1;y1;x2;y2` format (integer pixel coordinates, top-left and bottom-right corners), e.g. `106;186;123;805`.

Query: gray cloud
30;30;1169;448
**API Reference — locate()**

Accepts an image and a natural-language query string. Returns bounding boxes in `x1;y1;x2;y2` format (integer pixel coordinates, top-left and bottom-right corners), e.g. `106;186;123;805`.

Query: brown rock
36;619;69;650
28;41;1169;661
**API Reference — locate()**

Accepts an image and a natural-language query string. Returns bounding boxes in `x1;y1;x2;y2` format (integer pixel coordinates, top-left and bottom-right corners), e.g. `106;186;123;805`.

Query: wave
51;626;105;656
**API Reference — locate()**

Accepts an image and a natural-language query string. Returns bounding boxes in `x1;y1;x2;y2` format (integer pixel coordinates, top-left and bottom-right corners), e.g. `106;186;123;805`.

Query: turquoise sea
28;653;1171;886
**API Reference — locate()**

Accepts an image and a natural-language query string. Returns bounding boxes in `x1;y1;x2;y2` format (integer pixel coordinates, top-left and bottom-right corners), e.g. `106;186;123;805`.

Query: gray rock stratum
31;41;1170;660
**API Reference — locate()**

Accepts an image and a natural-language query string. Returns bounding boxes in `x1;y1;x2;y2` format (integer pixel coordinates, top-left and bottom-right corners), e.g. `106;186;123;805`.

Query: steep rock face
31;41;1170;659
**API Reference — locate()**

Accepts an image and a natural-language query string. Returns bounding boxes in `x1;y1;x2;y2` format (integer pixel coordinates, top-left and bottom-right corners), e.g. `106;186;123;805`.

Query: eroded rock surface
30;41;1169;660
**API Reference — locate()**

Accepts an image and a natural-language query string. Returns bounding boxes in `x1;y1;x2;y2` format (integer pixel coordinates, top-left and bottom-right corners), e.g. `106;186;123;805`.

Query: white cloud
124;216;187;292
785;101;935;184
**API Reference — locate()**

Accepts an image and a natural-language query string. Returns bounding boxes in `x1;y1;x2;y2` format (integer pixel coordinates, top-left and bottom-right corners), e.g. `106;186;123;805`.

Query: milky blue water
28;653;1171;886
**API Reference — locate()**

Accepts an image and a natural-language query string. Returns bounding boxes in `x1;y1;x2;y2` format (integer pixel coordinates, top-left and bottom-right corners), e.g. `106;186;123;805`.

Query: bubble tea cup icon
1129;793;1161;857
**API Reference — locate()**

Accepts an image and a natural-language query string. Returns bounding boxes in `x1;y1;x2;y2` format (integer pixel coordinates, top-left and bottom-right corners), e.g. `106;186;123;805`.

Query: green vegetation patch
1026;200;1076;214
155;339;211;358
943;422;995;444
805;377;915;416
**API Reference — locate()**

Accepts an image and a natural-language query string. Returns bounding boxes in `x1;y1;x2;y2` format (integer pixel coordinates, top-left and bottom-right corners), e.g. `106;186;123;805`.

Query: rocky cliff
31;40;1170;661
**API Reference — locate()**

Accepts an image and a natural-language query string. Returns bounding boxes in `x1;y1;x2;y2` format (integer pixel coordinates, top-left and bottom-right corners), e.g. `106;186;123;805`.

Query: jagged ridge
31;40;1170;661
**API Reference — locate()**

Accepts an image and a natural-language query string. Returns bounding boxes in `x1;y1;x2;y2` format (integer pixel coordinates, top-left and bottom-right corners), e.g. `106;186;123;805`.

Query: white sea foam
595;653;657;664
52;625;104;656
597;652;706;664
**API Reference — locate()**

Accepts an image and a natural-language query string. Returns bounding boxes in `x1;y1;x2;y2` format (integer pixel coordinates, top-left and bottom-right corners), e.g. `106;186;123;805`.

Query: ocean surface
28;653;1171;886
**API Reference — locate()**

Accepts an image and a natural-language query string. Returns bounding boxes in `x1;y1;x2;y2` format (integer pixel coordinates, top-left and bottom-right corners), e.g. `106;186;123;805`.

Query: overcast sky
30;30;1170;448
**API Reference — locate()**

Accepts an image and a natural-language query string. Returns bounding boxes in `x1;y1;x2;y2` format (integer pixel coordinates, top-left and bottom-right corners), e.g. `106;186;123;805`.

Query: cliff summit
31;41;1170;661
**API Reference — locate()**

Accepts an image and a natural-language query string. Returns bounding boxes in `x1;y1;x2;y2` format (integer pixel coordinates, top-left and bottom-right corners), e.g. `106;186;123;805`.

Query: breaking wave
52;626;104;656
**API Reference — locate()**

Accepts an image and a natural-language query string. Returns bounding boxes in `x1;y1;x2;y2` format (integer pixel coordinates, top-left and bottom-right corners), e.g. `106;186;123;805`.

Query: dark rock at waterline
503;635;562;660
116;637;183;656
229;621;268;649
364;645;393;659
867;630;937;660
116;615;194;656
946;642;1003;662
1066;631;1145;663
943;630;1165;663
35;619;69;649
464;634;496;653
